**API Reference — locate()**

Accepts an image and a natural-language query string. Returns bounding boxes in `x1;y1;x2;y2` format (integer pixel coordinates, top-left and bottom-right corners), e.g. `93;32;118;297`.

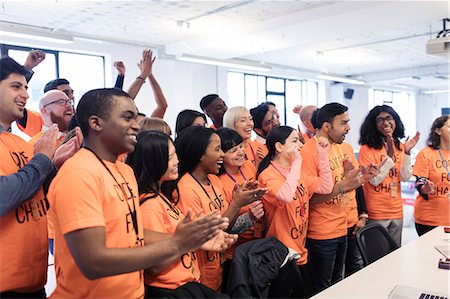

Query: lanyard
245;142;256;162
189;173;223;211
83;147;139;241
158;192;181;216
226;168;247;183
438;149;450;175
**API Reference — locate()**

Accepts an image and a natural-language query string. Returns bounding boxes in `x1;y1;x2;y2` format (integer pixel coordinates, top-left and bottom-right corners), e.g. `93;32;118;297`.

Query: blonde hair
139;117;172;136
223;106;248;132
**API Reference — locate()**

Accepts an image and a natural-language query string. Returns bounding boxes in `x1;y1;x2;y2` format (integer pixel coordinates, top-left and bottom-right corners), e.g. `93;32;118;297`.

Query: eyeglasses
43;99;74;108
376;115;394;125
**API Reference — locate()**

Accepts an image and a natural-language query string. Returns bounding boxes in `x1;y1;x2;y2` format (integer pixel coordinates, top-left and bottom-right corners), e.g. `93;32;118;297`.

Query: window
370;89;416;138
227;72;319;127
1;44;105;111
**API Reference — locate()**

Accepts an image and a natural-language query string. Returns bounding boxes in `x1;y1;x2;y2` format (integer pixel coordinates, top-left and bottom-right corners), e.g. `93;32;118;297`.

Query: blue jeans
307;235;348;294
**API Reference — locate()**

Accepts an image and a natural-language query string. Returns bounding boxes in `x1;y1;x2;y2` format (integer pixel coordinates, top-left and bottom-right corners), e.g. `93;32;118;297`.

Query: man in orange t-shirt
301;103;375;293
250;103;276;163
0;57;58;297
47;88;228;298
200;94;228;130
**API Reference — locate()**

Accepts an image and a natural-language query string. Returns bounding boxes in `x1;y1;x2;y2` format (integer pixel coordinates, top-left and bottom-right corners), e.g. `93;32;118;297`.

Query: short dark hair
427;115;450;149
216;127;243;175
257;126;294;177
200;94;219;111
175;126;215;176
175;109;207;137
0;56;28;82
315;102;348;129
250;103;270;129
359;105;405;150
44;78;70;93
76;88;130;137
127;130;174;197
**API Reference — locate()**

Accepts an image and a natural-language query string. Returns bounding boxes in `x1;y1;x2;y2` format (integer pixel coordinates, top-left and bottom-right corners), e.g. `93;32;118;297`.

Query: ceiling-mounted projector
426;36;450;56
426;18;450;57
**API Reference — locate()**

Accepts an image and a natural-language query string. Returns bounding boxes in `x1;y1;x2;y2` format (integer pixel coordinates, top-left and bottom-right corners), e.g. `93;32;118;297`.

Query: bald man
28;90;74;147
298;105;318;140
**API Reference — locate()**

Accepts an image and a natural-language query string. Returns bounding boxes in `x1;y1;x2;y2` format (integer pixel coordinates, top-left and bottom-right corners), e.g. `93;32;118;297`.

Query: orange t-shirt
177;173;229;291
139;192;200;289
413;146;450;226
0;132;48;293
358;144;405;220
17;110;44;137
340;143;359;228
219;161;260;260
258;162;318;265
301;138;349;240
47;148;145;299
243;140;259;167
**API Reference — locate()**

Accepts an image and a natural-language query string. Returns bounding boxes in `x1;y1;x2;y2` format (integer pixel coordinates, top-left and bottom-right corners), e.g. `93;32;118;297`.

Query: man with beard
250;103;278;161
28;90;74;148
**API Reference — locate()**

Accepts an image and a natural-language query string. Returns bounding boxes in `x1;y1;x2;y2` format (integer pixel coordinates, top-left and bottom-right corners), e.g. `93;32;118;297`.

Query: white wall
416;92;450;148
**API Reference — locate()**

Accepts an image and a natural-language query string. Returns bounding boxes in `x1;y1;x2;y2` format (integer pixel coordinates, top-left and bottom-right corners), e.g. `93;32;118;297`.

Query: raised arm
147;50;168;118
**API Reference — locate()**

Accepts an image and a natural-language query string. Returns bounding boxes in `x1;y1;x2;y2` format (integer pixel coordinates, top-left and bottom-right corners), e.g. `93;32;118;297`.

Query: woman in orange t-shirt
215;128;265;288
223;106;260;167
359;105;420;246
413;115;450;236
174;126;267;291
127;130;234;298
257;126;333;298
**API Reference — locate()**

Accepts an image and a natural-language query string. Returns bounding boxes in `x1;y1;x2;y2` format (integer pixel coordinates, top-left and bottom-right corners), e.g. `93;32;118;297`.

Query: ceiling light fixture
422;89;450;94
316;74;365;85
176;54;271;72
0;28;73;44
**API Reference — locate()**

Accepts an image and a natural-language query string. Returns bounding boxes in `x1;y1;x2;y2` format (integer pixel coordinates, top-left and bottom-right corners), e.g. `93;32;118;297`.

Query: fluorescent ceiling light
0;29;73;44
316;74;365;85
422;89;450;94
177;54;271;72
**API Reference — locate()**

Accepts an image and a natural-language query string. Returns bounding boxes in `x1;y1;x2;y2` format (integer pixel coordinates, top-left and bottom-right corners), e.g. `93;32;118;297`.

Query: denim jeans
345;226;363;277
306;235;348;294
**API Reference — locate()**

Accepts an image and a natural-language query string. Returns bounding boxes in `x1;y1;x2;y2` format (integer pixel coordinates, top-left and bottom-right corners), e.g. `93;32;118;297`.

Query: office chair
356;222;399;266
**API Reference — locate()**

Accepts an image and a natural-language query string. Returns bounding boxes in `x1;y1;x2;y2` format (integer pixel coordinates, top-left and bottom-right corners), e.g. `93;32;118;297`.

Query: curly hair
427;115;450;149
359;105;405;150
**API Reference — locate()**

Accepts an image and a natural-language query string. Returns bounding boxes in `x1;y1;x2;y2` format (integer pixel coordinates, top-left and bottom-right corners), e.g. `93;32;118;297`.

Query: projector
426;36;450;56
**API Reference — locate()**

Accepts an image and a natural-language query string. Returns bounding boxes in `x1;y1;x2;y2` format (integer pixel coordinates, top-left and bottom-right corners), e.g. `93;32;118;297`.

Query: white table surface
312;226;450;299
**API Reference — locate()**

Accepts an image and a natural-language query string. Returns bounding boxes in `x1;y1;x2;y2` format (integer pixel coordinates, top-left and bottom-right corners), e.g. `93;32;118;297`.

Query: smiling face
205;97;228;125
234;109;254;140
160;141;179;183
0;73;29;129
223;142;245;169
98;95;140;156
40;90;74;132
199;133;225;175
375;111;396;137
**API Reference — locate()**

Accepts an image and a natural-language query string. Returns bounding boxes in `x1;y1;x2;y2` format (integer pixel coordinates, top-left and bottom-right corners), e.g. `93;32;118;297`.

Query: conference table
312;227;450;298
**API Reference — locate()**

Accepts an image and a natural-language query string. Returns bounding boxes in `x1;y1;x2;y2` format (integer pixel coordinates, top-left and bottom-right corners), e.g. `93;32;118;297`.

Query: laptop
388;285;448;299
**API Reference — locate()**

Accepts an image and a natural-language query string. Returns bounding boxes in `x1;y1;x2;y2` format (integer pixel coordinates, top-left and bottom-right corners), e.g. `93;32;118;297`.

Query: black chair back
356;222;399;266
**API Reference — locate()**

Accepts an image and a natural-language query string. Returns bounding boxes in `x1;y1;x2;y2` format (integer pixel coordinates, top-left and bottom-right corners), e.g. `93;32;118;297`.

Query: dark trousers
415;222;436;236
0;288;45;299
306;235;348;294
345;226;363;277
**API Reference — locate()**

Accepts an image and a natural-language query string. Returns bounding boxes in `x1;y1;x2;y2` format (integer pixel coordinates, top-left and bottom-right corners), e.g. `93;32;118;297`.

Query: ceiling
0;0;449;90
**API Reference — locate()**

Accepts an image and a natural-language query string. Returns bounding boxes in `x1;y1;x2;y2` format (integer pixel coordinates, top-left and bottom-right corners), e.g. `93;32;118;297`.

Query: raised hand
257;145;265;160
24;50;46;70
34;124;58;160
138;49;153;78
297;126;306;145
421;180;435;194
293;105;303;114
386;134;395;158
404;131;420;154
316;136;330;155
286;146;301;163
113;61;126;76
173;210;229;253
